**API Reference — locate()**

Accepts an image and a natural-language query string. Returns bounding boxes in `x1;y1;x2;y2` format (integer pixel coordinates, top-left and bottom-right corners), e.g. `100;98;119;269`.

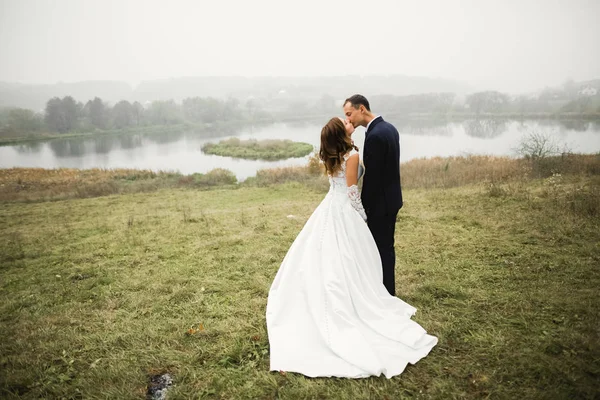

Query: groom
343;94;402;296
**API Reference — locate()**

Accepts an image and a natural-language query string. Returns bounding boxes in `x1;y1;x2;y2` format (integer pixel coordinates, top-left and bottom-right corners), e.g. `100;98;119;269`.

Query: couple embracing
266;94;437;379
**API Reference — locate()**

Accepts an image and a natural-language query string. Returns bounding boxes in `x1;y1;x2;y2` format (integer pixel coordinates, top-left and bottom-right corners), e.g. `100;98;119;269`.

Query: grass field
1;155;599;399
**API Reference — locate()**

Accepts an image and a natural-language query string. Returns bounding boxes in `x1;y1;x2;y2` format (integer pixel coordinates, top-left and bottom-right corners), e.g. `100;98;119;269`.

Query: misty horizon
1;0;599;96
3;73;596;96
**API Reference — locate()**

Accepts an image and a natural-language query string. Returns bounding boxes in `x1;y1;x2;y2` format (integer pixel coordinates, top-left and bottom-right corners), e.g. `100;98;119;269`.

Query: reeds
2;153;598;203
0;167;226;202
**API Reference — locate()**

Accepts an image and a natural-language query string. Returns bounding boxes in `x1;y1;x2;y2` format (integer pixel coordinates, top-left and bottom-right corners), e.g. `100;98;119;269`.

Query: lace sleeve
347;184;367;221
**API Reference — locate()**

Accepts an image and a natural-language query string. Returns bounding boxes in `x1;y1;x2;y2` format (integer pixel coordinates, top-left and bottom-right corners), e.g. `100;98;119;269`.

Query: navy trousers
367;213;398;296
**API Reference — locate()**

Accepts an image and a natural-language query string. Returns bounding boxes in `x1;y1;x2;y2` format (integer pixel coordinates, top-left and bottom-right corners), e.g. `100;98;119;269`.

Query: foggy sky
1;0;599;94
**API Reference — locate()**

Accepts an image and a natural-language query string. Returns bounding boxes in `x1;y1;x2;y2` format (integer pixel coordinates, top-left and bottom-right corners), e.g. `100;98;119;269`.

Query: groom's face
343;102;365;128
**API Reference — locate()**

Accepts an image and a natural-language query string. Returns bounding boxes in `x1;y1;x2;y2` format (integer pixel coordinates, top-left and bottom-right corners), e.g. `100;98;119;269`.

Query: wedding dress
266;149;437;378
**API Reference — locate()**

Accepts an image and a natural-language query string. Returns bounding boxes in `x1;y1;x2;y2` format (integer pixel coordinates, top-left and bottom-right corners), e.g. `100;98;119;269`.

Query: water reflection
146;130;186;144
119;134;143;149
15;141;43;153
557;120;591;132
1;119;598;179
49;139;87;157
94;136;116;154
463;119;507;138
530;119;595;133
394;118;451;136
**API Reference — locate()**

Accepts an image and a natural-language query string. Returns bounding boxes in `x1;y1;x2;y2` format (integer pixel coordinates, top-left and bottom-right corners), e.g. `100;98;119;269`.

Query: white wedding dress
266;150;437;379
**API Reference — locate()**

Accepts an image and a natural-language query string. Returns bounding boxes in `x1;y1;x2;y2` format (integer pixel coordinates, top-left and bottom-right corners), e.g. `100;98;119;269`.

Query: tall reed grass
0;167;235;202
1;153;598;205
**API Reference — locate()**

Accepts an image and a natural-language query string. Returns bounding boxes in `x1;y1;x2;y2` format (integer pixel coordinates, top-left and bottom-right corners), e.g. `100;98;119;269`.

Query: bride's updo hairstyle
319;117;358;176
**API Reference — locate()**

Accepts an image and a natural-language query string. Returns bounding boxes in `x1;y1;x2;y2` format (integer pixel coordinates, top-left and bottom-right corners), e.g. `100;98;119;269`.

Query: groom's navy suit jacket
361;116;403;217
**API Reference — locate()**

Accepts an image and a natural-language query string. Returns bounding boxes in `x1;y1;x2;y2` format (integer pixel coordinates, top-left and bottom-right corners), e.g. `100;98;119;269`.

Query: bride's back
327;149;363;192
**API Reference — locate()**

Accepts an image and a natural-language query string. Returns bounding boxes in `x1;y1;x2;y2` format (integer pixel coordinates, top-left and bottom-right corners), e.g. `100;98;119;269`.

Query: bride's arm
345;153;367;221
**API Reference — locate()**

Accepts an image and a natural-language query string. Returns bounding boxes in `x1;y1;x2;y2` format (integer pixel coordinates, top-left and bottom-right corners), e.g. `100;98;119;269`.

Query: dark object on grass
147;373;173;400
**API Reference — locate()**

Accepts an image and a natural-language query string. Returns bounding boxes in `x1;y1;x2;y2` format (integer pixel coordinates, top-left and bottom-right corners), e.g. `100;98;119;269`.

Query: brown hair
319;118;358;176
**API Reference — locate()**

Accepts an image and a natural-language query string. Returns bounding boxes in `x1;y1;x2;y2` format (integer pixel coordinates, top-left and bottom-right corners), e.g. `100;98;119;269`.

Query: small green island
201;138;314;161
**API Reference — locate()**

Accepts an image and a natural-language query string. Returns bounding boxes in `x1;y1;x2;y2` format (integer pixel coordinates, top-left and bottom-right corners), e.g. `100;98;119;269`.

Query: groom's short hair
344;94;370;112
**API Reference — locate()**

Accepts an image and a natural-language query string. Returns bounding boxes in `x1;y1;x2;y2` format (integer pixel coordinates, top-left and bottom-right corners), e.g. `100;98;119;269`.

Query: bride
266;117;437;379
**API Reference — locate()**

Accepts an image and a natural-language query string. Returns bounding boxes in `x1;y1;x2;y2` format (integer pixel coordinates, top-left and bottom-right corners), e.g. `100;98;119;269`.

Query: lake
1;118;599;181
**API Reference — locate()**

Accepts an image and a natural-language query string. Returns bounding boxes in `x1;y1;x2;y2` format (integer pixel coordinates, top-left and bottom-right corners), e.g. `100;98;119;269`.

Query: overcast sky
1;0;599;93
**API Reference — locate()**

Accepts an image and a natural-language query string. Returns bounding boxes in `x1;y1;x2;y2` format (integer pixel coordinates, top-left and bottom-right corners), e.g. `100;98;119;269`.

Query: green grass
1;168;599;399
202;138;314;161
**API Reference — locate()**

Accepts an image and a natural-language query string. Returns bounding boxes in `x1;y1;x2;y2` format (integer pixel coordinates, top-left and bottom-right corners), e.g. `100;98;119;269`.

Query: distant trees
371;93;457;115
365;88;599;117
7;108;43;133
0;107;43;137
243;98;270;122
182;97;221;123
87;97;110;129
42;96;138;133
44;96;80;132
513;95;548;114
112;100;135;128
145;100;182;125
465;91;510;114
133;102;144;124
315;94;337;115
3;82;597;139
222;98;242;122
560;96;600;114
182;97;244;123
44;97;62;131
28;95;254;135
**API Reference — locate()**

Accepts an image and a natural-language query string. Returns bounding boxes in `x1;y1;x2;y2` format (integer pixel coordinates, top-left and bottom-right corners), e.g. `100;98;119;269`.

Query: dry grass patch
0;168;239;202
401;153;600;189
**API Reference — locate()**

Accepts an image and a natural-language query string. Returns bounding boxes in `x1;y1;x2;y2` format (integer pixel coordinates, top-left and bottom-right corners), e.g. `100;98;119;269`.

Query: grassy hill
1;155;599;399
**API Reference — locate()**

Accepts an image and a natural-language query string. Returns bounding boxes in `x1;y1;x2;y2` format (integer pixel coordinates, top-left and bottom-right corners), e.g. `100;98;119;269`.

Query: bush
541;173;600;218
567;184;600;217
190;168;237;187
514;131;569;160
306;153;325;176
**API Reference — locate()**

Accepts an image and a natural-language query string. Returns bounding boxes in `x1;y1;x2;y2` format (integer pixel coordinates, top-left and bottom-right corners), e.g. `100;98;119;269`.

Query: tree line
0;96;272;136
1;87;598;138
371;90;600;116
